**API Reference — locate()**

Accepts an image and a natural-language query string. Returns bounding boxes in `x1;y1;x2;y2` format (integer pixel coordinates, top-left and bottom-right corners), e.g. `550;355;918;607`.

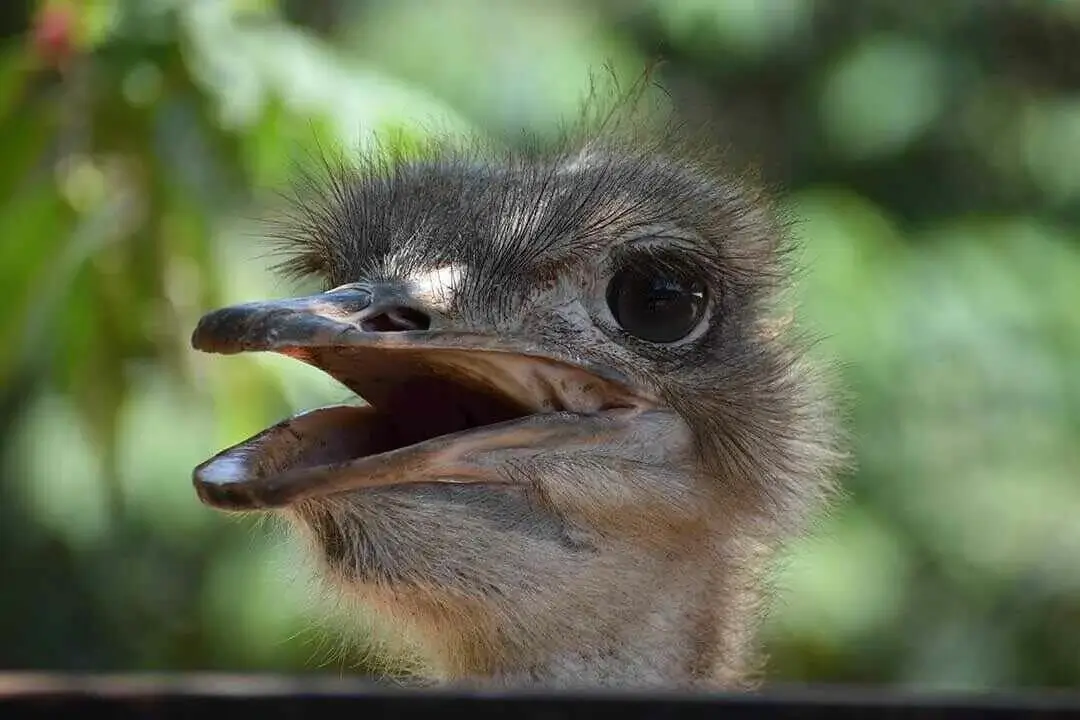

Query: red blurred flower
32;4;76;71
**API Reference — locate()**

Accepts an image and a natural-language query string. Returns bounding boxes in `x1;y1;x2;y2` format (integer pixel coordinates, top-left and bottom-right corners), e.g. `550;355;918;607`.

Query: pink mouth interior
199;371;537;486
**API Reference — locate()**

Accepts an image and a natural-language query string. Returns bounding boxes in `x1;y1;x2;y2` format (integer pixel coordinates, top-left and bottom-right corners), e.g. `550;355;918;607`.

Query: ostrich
189;117;842;690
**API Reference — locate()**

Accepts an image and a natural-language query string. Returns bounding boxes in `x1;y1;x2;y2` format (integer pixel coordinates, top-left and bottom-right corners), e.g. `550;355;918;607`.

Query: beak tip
190;323;213;353
193;448;301;510
193;466;273;511
190;307;241;354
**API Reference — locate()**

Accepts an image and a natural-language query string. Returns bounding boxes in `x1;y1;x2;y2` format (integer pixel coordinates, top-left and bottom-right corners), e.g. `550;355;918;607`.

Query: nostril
361;305;431;332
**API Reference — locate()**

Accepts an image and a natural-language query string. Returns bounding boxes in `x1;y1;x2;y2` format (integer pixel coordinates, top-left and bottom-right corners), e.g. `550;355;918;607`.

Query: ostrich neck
498;605;756;689
428;561;763;690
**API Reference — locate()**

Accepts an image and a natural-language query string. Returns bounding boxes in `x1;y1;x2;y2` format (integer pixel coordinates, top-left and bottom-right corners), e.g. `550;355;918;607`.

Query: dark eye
605;264;709;343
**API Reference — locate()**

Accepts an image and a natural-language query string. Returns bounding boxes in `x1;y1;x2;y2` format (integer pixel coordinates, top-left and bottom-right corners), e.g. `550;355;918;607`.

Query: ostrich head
190;121;841;689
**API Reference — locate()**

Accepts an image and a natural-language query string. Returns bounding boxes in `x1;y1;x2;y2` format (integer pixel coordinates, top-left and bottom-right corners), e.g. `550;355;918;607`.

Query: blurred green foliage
1;0;1078;689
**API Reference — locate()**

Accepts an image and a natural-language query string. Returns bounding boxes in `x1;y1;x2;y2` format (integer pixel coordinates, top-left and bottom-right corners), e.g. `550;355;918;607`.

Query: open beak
191;285;653;511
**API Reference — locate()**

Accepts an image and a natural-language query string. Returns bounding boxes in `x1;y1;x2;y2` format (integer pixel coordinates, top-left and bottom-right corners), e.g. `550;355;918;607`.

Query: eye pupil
606;266;708;343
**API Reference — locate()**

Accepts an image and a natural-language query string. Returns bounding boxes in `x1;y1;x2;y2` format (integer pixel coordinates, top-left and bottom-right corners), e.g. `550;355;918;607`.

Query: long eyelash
609;244;722;291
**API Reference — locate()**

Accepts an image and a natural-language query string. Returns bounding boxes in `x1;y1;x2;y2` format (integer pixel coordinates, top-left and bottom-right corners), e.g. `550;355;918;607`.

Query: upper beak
191;284;634;392
193;284;419;355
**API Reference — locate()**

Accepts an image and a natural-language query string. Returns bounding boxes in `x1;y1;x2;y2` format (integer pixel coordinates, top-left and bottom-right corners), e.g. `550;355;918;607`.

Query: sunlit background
2;0;1079;690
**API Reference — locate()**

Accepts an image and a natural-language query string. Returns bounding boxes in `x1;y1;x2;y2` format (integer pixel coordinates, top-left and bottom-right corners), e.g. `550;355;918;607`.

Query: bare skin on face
190;129;843;689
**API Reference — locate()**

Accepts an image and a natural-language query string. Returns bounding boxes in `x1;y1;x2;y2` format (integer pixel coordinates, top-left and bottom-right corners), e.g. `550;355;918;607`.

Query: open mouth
190;292;653;510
